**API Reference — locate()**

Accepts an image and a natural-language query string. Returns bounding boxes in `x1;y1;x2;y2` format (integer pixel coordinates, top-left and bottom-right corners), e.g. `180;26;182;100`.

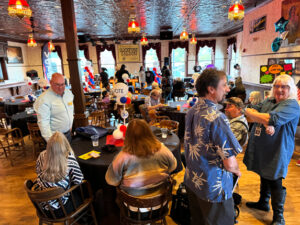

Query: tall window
145;48;159;71
171;48;186;79
197;46;213;70
78;50;87;70
228;44;238;80
100;50;115;77
46;51;62;81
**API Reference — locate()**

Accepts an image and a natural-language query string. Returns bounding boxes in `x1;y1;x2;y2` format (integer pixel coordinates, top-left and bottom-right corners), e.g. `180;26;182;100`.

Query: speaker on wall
160;31;173;40
164;57;170;66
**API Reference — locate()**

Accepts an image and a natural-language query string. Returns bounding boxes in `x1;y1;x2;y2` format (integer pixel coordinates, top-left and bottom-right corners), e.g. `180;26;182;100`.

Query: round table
71;127;182;192
4;99;34;116
159;101;188;139
11;111;37;136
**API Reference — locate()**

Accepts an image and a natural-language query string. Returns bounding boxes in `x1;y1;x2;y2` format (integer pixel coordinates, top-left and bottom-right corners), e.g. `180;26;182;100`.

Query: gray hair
249;91;262;105
41;131;73;183
270;74;297;100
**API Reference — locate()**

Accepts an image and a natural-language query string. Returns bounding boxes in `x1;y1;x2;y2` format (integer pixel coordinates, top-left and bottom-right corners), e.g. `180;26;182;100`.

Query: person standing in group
184;69;242;225
115;64;130;83
138;66;146;89
145;67;155;87
244;74;300;225
100;67;109;88
34;73;74;143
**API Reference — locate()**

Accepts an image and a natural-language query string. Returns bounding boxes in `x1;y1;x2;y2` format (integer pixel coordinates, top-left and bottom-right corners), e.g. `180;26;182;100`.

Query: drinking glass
91;135;99;147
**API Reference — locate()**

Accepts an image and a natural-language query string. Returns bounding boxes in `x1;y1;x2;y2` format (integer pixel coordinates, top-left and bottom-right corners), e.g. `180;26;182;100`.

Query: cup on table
91;135;99;147
176;105;181;111
161;128;168;139
135;95;138;100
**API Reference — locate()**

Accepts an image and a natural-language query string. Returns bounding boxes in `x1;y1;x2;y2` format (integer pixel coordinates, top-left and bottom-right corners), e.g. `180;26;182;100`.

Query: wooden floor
1;137;300;225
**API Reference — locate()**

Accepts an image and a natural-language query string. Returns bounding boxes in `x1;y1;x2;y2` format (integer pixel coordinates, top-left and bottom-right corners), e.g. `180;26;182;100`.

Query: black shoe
246;201;270;212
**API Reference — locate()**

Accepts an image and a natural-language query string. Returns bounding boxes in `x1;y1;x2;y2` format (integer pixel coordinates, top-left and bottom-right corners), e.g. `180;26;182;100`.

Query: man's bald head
50;73;65;96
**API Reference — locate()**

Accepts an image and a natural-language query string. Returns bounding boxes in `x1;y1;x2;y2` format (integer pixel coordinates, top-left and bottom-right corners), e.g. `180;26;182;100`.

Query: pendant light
180;29;189;41
140;33;148;45
228;1;245;21
8;0;32;19
27;33;37;47
190;34;197;44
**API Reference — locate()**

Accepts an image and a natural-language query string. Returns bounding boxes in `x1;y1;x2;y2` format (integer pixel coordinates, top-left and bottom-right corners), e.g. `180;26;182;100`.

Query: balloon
127;79;130;83
190;79;194;84
126;97;131;104
120;125;127;133
114;83;128;97
84;87;88;92
193;97;197;102
275;17;289;33
205;64;215;69
28;82;32;86
38;78;48;88
120;96;127;104
44;86;49;90
113;130;123;140
122;73;129;81
271;37;282;52
189;101;195;107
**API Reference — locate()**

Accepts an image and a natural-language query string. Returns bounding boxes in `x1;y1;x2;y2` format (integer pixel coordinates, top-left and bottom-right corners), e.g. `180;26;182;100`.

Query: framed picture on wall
249;15;267;34
7;46;23;64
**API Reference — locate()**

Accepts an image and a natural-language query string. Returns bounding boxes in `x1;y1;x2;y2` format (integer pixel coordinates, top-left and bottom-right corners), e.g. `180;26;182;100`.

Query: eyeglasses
273;85;289;90
53;83;65;87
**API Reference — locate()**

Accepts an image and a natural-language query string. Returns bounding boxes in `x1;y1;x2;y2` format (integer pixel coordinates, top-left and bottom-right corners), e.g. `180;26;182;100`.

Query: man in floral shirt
184;69;242;225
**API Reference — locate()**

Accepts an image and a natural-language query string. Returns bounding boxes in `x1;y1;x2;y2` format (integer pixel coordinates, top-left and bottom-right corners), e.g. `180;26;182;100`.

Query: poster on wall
250;16;267;33
7;46;23;64
282;0;300;45
260;64;293;84
117;45;140;63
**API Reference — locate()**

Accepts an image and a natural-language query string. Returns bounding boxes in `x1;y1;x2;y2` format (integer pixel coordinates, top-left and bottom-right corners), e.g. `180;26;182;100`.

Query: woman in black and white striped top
36;131;83;217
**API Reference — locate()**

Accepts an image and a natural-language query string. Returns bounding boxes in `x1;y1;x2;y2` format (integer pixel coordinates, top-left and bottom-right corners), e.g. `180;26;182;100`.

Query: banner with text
117;44;140;63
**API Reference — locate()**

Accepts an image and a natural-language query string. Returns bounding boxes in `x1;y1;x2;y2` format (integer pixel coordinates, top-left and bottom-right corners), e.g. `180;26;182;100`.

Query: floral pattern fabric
184;98;242;202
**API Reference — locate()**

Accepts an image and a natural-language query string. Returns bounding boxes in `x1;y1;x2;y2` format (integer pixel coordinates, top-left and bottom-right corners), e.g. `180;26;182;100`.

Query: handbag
170;182;190;225
75;125;108;139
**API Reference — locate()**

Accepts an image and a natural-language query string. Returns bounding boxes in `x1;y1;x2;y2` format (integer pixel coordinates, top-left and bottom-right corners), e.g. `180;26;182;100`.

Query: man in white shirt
34;73;74;142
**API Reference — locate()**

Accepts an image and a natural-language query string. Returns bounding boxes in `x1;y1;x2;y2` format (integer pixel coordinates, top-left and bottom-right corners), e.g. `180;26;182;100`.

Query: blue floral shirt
184;98;242;202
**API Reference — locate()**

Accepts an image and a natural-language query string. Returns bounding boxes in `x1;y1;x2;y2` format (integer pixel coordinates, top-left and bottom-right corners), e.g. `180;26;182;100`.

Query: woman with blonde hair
36;131;83;217
248;91;262;106
105;119;177;196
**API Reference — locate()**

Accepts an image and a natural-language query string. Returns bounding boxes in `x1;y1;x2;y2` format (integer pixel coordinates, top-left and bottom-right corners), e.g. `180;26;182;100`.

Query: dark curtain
195;40;216;65
96;44;116;73
53;45;64;75
142;43;161;68
168;41;189;70
227;37;237;53
79;45;90;60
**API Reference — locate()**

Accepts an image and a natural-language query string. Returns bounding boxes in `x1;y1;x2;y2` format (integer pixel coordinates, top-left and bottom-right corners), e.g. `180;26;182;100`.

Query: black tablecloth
71;127;182;192
4;99;33;116
11;111;37;136
160;101;187;139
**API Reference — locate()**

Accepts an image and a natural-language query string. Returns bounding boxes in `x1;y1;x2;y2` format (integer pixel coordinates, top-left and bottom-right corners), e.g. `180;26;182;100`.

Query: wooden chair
139;104;147;121
116;177;174;225
27;122;46;159
149;110;170;126
90;110;106;127
159;120;179;135
97;102;111;126
24;179;98;225
0;128;26;166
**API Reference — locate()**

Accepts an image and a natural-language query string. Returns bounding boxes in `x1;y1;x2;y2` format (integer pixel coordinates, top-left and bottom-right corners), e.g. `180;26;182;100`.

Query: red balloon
28;82;32;86
88;81;92;85
85;76;88;82
91;85;95;89
120;125;127;133
84;87;88;92
127;79;130;83
126;97;131;104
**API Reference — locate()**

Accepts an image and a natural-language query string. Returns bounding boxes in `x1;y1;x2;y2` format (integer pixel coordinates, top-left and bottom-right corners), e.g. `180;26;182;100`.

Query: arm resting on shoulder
223;155;241;177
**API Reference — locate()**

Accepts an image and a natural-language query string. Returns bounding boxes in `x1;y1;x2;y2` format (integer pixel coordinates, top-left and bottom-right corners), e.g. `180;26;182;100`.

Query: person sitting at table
105;119;177;197
145;89;164;111
35;131;84;218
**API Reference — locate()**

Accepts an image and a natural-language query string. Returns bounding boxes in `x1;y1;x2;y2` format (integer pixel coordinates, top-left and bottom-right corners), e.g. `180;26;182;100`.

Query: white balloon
37;78;48;88
122;73;129;81
113;130;123;140
114;83;128;97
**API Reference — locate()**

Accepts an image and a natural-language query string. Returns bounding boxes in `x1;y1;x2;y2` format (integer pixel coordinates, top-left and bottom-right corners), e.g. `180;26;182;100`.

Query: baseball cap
224;97;245;109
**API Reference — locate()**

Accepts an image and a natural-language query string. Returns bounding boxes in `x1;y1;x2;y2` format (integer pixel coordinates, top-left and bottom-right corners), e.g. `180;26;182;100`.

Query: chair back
159;120;179;135
90;110;106;127
139;104;147;121
27;122;46;158
24;179;98;225
116;177;174;225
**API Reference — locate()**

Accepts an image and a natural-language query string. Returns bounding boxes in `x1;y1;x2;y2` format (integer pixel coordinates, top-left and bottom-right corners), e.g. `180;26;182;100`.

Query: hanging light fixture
228;0;245;21
27;33;37;47
8;0;32;19
190;34;197;44
140;33;148;46
180;29;189;41
48;41;55;52
128;17;140;34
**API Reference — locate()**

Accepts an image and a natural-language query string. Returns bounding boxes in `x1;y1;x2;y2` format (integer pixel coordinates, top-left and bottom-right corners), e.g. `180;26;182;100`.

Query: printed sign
117;44;140;62
250;16;267;34
260;64;293;84
113;82;128;97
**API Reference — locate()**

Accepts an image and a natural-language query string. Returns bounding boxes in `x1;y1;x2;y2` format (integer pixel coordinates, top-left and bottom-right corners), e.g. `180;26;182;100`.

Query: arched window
171;48;186;79
145;48;160;70
45;51;62;81
197;46;213;70
100;50;115;77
